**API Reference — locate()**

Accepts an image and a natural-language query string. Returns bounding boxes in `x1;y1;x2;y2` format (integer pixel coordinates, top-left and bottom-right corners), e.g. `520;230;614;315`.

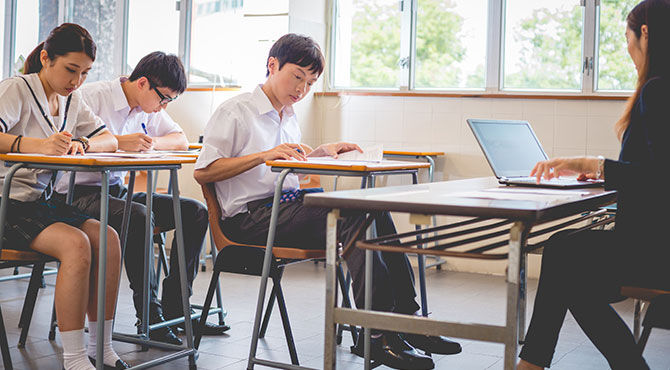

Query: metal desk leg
247;169;291;369
363;175;376;370
112;172;135;328
411;172;429;317
169;169;196;366
504;222;527;370
96;171;110;370
324;210;339;370
140;171;153;340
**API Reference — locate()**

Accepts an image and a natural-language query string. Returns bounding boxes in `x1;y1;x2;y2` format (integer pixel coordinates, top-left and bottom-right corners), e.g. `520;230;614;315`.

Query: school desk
304;177;616;370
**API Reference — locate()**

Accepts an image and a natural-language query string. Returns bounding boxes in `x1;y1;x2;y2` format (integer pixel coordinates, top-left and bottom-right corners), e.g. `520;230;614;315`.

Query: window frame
326;0;633;97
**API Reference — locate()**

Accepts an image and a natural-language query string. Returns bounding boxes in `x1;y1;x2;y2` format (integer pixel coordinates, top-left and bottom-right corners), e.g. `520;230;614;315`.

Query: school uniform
0;73;106;250
53;77;209;321
195;85;421;314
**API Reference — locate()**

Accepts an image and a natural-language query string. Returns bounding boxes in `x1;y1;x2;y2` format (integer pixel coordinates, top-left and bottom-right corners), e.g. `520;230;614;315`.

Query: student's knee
60;229;92;271
183;198;208;226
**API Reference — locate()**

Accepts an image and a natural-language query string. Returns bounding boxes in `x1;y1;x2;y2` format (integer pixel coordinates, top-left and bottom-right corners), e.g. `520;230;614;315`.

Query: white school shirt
54;77;184;194
195;85;301;219
0;73;107;202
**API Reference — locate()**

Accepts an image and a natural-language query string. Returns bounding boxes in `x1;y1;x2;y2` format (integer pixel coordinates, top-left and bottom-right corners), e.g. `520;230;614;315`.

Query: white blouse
0;73;107;202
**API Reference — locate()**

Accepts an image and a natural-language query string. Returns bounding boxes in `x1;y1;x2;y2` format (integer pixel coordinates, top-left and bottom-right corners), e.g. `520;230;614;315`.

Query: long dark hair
23;23;96;75
616;0;670;139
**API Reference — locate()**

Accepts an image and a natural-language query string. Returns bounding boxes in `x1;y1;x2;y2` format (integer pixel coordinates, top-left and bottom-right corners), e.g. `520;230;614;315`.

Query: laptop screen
467;119;548;178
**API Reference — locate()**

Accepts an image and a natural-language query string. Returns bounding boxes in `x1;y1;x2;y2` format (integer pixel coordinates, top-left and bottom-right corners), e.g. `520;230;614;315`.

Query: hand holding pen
116;123;153;151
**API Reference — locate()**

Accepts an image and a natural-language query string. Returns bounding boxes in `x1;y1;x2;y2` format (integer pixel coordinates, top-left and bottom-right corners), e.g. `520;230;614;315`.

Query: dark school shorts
0;196;92;251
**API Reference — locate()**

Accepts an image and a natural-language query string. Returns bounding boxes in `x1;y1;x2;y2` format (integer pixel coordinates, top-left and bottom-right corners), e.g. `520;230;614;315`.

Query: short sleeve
195;106;248;170
0;79;25;133
145;110;183;137
70;91;107;138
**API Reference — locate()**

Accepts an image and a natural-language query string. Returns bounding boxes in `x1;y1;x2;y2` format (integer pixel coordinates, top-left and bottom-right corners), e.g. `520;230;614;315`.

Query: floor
1;258;669;370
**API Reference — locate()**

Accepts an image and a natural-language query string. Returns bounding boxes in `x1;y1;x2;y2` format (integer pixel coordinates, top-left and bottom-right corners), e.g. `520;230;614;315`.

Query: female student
0;24;128;370
518;1;670;369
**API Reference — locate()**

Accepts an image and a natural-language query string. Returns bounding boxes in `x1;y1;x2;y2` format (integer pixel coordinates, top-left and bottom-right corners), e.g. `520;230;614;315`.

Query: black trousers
55;184;209;318
519;229;650;369
222;195;421;315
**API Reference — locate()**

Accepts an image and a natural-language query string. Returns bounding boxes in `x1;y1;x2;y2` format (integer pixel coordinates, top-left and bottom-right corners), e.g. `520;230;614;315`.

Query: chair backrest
200;183;324;260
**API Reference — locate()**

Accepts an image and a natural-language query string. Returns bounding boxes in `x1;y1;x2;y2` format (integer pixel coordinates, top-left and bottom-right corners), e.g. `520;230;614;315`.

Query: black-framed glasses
152;86;178;105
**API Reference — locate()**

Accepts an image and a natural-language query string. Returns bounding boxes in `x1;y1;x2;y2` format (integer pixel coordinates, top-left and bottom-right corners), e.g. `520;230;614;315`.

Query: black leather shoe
166;308;231;336
89;356;131;369
179;320;231;335
351;332;434;370
135;304;183;346
404;333;462;355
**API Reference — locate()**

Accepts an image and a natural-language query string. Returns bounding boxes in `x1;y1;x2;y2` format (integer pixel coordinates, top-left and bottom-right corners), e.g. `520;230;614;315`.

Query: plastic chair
195;183;353;365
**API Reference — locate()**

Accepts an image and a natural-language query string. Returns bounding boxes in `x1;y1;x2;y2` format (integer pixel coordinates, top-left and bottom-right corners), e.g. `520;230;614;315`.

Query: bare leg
29;222;92;332
79;219;121;321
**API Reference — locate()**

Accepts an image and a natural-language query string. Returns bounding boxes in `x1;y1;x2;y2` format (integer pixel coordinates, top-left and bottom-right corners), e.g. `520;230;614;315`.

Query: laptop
466;119;604;189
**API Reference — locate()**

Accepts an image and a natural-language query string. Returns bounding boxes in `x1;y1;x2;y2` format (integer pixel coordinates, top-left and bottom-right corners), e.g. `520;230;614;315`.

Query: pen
141;122;148;135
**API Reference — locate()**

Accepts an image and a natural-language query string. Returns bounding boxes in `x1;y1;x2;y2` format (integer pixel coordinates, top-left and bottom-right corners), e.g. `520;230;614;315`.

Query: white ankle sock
61;328;95;370
87;320;121;366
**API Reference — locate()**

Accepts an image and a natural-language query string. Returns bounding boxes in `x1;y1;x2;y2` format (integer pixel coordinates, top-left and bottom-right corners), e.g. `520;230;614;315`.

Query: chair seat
0;249;54;262
621;286;670;302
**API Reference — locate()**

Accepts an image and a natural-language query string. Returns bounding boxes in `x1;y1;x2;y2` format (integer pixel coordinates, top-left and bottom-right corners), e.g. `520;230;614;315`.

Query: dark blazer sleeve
603;77;670;191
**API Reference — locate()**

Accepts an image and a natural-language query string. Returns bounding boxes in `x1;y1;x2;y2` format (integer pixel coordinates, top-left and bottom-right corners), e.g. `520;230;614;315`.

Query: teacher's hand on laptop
531;156;604;185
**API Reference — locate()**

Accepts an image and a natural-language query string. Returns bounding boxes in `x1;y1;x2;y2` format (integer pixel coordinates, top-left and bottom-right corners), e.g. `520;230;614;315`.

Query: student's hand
531;156;599;183
309;142;363;158
117;133;154;151
260;143;307;161
67;140;85;155
40;132;73;156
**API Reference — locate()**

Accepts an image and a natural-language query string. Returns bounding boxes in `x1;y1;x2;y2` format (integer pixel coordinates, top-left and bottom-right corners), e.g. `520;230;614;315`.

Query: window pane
69;0;118;82
333;0;402;88
503;0;584;91
189;0;289;87
14;0;40;75
415;0;487;90
597;0;638;91
127;0;180;72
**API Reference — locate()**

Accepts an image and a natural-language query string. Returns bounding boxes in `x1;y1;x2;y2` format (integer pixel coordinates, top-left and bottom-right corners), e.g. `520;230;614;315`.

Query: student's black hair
266;34;325;77
129;51;187;94
23;23;96;75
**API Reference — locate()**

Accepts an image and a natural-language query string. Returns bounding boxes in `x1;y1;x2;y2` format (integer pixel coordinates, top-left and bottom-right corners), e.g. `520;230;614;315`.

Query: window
331;0;638;94
596;0;638;91
503;0;584;91
127;0;180;72
414;0;487;90
188;0;289;87
14;0;40;75
68;0;119;82
333;0;402;88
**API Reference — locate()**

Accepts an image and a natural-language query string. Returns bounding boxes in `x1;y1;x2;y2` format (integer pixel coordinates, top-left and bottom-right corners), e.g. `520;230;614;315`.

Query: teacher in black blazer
517;1;670;369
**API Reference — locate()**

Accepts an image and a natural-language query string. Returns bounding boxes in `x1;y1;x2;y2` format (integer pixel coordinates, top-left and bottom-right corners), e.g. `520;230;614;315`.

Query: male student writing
194;34;461;370
54;52;229;345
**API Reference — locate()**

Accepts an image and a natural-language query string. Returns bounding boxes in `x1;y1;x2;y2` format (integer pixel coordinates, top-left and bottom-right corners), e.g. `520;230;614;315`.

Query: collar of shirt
23;73;66;134
251;84;295;122
112;76;134;117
